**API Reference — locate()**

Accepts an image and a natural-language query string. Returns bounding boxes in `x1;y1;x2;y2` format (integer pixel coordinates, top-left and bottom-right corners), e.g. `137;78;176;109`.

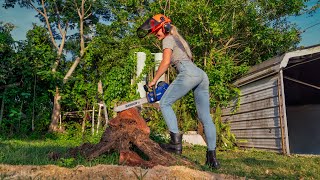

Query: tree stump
68;108;194;168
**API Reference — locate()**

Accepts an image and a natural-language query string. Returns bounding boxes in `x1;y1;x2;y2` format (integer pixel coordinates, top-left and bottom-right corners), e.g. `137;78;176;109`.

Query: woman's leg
160;73;201;133
193;72;220;168
193;73;217;150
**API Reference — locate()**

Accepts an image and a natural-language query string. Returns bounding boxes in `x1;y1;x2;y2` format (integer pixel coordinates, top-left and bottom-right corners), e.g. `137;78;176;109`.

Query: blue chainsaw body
146;81;169;103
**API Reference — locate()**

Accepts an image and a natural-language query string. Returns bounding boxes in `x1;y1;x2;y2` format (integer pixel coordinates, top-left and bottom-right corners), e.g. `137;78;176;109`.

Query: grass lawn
184;145;320;179
0;138;319;179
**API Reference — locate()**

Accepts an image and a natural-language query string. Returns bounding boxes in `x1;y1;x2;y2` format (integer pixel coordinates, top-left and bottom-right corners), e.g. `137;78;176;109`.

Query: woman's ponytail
170;25;193;60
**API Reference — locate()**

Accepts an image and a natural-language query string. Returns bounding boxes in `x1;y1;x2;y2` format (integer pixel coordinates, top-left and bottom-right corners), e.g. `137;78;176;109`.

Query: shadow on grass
241;157;276;166
0;140;119;168
0;140;73;165
0;132;60;141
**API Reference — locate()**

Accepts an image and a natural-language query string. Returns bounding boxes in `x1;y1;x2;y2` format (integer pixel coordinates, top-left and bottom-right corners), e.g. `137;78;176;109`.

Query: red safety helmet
137;14;172;38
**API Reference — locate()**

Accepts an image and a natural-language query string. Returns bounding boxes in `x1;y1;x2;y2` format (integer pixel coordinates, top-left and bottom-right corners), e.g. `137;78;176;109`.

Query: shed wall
222;75;284;152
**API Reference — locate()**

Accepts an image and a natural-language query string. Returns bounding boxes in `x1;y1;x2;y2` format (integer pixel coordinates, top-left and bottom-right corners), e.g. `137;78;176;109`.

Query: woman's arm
148;48;172;87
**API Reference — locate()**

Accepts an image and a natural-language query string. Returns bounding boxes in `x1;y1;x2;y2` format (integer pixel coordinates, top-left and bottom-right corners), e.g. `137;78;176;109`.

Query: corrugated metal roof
234;45;320;87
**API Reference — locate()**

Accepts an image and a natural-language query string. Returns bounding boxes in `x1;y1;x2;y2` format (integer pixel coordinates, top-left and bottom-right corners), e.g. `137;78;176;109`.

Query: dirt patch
0;164;246;180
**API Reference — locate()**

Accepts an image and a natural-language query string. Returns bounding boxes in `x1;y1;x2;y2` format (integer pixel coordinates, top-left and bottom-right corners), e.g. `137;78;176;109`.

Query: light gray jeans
159;60;217;150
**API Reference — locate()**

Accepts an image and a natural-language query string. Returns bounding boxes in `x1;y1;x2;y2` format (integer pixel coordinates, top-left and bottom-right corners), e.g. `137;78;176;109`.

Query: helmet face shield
136;17;162;38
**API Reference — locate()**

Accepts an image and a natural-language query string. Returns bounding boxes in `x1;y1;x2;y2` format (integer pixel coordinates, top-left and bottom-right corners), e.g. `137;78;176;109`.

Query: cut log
67;108;194;168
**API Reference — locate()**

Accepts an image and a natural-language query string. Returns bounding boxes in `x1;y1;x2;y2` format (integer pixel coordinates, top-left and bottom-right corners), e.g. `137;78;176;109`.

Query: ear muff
159;16;171;34
136;14;172;38
163;23;171;34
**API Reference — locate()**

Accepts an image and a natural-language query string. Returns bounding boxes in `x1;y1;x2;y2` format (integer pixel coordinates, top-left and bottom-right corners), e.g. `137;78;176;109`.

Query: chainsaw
113;81;169;112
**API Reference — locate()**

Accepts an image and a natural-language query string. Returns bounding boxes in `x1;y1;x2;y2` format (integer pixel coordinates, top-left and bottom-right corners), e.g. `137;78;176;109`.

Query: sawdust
0;164;247;180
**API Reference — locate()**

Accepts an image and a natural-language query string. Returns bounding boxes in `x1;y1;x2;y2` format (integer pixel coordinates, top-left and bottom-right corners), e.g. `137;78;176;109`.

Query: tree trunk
49;87;62;132
18;101;24;132
0;89;6;127
82;110;88;134
30;0;83;134
64;108;195;168
63;57;81;83
32;74;36;131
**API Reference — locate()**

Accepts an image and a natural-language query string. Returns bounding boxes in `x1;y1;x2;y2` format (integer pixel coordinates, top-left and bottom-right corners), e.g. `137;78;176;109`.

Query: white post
59;114;62;130
97;103;102;133
136;52;147;98
92;105;95;135
103;103;109;126
154;53;166;83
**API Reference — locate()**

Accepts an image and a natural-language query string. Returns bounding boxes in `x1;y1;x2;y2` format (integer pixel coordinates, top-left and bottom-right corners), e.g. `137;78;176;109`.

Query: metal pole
92;105;95;135
97;103;102;133
277;73;287;154
280;70;290;155
284;76;320;90
103;103;109;126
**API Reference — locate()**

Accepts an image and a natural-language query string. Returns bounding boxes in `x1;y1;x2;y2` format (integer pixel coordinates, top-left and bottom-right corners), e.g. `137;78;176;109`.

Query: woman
137;14;219;169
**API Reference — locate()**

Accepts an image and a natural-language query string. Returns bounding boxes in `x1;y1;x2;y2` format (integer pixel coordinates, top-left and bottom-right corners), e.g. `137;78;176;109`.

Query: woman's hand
148;80;157;88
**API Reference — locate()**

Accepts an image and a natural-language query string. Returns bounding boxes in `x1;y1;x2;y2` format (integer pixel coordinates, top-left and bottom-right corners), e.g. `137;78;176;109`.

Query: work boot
160;131;183;155
205;150;220;169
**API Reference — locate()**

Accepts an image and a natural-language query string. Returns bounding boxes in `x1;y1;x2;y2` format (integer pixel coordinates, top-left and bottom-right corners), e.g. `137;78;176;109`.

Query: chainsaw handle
143;84;157;101
143;84;149;92
143;84;156;91
152;85;157;101
157;81;166;87
144;78;150;92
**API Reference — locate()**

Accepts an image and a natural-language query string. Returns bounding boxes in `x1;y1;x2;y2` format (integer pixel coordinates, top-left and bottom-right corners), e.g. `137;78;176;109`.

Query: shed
222;45;320;155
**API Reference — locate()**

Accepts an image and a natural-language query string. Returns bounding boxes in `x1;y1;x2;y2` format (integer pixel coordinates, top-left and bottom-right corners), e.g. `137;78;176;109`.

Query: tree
0;23;55;135
64;0;317;132
1;0;318;139
19;25;57;132
96;0;318;148
0;22;16;128
3;0;110;132
0;22;15;85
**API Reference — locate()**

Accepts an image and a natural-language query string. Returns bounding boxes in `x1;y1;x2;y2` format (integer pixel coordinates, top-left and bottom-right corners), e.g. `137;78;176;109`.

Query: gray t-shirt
162;35;191;64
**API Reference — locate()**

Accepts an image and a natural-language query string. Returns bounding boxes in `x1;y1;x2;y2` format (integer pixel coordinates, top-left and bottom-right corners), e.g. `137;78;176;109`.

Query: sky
0;2;41;41
288;0;320;46
0;0;319;47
